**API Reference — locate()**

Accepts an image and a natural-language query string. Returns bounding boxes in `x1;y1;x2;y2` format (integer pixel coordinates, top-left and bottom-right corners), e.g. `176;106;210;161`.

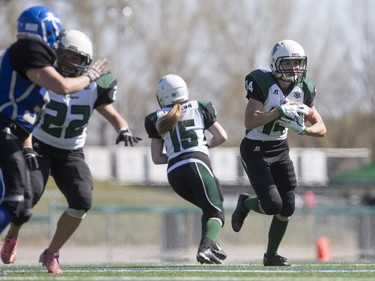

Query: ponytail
157;103;183;135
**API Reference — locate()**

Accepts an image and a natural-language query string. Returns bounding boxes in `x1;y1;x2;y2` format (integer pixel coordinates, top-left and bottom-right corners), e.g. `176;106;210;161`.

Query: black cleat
212;241;227;260
196;238;223;264
197;248;222;264
231;193;250;232
263;253;290;266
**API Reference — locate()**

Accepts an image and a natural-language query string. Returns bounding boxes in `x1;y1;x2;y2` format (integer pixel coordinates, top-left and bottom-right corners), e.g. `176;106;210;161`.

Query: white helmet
156;74;189;107
268;39;307;83
55;30;93;77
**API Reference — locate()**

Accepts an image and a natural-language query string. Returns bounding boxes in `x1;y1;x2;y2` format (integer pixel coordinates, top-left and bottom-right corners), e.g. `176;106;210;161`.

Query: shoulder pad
96;73;116;89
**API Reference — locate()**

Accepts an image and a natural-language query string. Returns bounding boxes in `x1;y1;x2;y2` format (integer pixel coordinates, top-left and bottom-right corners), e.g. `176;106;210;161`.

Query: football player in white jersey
0;7;108;276
144;74;228;264
231;40;326;266
1;30;141;274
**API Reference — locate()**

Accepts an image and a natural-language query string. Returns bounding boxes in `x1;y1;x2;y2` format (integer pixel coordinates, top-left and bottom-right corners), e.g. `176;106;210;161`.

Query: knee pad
66;208;87;219
280;203;295;217
261;185;283;215
12;207;32;225
279;191;295;217
9;185;34;225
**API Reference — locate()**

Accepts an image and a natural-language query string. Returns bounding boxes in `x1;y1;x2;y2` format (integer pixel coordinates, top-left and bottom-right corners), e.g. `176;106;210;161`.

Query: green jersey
245;69;315;141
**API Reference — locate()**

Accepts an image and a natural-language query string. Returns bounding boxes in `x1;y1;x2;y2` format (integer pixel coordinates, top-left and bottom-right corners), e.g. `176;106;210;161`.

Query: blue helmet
17;5;62;48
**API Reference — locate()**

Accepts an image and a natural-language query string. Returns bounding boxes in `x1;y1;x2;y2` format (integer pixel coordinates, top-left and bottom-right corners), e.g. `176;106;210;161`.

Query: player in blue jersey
231;40;327;266
0;29;140;273
0;6;108;275
144;74;228;264
0;6;108;236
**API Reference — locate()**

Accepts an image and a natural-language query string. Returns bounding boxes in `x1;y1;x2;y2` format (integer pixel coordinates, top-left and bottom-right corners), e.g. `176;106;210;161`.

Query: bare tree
198;0;297;146
0;0;20;49
116;0;301;146
351;0;375;159
2;0;375;154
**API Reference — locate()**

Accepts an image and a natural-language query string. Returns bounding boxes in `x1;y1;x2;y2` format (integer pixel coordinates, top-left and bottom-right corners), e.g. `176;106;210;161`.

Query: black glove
115;129;142;147
22;147;40;171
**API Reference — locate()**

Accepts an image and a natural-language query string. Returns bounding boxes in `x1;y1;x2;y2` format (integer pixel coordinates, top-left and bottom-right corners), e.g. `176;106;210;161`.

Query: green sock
203;218;222;241
266;215;289;256
243;197;262;214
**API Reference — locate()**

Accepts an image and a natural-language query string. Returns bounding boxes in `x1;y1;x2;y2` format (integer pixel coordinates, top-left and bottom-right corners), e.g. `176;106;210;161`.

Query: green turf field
1;263;374;280
7;181;373;280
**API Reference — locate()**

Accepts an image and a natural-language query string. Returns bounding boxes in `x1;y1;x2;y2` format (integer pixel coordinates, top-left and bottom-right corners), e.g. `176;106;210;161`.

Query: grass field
1;263;374;280
4;180;374;280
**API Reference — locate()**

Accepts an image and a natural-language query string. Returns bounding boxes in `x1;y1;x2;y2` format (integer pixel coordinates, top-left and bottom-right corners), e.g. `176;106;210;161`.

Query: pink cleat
1;237;18;264
39;249;63;274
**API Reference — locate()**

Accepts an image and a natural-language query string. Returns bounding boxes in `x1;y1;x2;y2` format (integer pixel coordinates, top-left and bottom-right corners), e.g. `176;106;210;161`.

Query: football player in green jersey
145;74;228;264
232;40;326;266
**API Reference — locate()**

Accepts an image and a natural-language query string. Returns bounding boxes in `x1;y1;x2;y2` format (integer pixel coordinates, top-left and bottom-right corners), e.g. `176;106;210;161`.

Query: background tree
1;0;374;160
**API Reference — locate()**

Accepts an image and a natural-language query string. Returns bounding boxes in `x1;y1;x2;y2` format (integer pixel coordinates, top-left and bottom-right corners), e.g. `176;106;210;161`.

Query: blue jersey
0;39;54;133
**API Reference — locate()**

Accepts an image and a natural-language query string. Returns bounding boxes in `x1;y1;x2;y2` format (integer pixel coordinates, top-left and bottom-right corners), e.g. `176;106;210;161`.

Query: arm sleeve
304;86;316;107
245;74;264;102
94;74;117;108
302;79;316;107
10;40;55;76
144;114;161;139
199;100;217;129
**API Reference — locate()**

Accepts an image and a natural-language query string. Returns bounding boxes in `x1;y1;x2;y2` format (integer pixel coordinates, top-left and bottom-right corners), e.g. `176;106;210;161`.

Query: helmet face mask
17;5;62;48
156;74;189;108
55;30;93;77
268;40;307;83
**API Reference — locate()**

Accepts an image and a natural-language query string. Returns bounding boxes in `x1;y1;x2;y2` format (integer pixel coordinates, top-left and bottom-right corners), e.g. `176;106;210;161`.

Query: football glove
84;59;110;82
279;116;307;135
277;101;309;120
116;129;142;146
295;103;310;116
22;147;40;170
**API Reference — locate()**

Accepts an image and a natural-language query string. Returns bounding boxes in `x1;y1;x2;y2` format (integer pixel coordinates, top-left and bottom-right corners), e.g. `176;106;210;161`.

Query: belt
0;114;30;142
